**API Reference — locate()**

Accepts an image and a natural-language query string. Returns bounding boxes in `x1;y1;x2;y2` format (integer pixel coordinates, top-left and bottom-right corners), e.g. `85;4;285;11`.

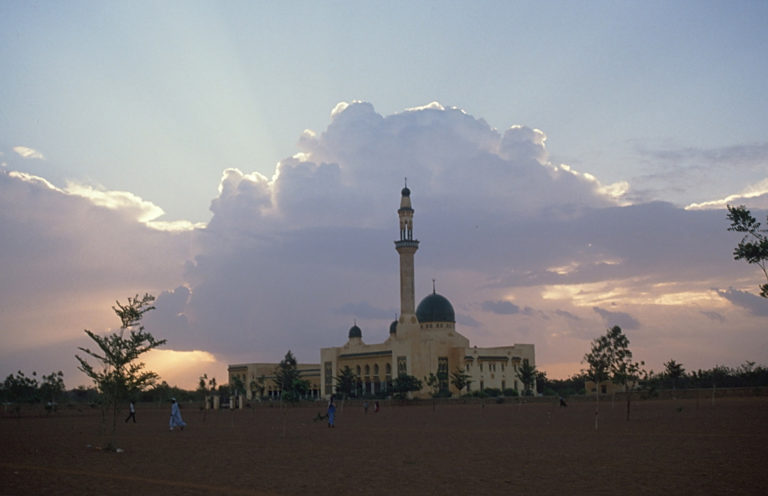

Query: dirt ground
1;396;767;495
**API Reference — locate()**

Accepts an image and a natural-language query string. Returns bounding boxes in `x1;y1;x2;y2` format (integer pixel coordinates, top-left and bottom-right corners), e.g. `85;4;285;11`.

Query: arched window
356;365;361;376
386;363;392;375
374;364;379;376
364;364;370;377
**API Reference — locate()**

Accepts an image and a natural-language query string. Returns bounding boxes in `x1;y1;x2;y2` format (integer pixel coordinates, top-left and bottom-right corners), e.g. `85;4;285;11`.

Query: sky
1;1;767;390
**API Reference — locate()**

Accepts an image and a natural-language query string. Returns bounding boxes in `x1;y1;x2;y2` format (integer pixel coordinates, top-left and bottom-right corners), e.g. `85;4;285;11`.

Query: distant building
230;186;535;400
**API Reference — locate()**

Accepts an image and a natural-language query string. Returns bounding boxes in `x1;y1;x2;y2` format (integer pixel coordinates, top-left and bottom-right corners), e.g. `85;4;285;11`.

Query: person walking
124;400;136;423
327;395;336;428
169;398;186;431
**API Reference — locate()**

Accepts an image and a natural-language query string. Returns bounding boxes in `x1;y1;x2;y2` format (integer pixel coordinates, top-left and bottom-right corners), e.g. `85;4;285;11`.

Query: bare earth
1;396;767;495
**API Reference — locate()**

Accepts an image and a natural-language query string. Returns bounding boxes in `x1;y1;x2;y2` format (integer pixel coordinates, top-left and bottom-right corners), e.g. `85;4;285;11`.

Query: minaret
395;181;419;322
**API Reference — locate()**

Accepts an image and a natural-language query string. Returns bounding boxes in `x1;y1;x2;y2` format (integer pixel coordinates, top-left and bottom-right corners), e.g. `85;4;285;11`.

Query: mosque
228;186;535;400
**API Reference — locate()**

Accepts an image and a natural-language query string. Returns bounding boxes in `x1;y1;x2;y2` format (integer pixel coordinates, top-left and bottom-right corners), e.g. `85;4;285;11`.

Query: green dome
416;292;455;323
348;324;362;339
389;320;398;334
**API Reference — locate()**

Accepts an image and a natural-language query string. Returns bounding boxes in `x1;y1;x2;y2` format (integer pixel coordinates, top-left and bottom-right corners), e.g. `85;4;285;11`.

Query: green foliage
392;373;423;399
39;371;65;403
334;365;357;399
75;293;165;433
516;359;537;396
583;325;644;421
273;350;309;402
450;367;471;394
231;375;245;396
663;360;685;389
2;371;40;403
502;388;519;397
727;205;768;297
250;375;266;400
483;387;501;397
425;371;452;398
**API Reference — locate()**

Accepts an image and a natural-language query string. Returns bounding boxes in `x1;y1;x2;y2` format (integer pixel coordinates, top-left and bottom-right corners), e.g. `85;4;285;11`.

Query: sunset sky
2;1;767;390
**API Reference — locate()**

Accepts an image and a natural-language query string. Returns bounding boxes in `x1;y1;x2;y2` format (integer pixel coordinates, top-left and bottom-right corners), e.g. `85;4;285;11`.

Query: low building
228;362;321;400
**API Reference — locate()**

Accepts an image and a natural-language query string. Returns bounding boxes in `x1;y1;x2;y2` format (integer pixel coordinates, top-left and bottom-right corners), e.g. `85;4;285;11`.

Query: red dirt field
1;396;768;495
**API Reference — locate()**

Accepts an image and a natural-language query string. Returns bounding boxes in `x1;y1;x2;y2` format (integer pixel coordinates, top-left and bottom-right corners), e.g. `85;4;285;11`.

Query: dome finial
432;278;436;294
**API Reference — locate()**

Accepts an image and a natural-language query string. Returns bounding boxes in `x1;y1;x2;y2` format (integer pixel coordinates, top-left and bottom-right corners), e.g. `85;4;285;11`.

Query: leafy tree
663;360;685;390
450;367;471;395
2;371;39;403
583;328;614;430
425;372;440;397
516;359;537;396
231;375;245;404
334;365;357;399
425;368;450;398
727;205;768;297
392;373;423;399
583;326;644;423
75;293;166;435
39;371;65;405
273;350;309;402
250;375;266;400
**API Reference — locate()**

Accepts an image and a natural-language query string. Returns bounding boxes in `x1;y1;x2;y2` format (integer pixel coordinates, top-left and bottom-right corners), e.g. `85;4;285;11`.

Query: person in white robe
169;398;186;431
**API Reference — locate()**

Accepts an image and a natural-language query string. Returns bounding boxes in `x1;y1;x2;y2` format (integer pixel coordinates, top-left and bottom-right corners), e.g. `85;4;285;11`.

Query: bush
484;388;501;397
432;390;452;398
502;388;519;397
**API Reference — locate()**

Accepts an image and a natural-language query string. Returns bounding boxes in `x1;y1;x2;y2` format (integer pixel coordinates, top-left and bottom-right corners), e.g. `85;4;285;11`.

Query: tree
583;328;615;430
663;360;685;390
392;373;423;400
727;205;768;297
583;325;644;425
516;359;537;396
450;367;471;395
39;371;65;406
75;293;166;436
231;375;245;405
2;371;39;404
334;365;357;399
425;369;450;398
273;351;309;402
534;370;548;395
250;375;266;400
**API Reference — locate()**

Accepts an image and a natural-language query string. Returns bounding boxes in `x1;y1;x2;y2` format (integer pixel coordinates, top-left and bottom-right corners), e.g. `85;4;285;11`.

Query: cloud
3;101;768;388
592;306;640;330
0;168;190;355
482;300;522;315
717;288;768;317
13;146;45;160
700;310;726;323
632;142;768;208
335;301;396;321
685;179;768;211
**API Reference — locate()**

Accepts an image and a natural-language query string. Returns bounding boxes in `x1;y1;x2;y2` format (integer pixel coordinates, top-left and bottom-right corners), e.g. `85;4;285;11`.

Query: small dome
389;320;398;334
401;186;411;197
348;324;362;339
416;292;455;323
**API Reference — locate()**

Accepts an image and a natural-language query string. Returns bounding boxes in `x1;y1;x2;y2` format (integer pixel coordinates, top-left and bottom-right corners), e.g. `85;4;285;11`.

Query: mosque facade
229;186;535;400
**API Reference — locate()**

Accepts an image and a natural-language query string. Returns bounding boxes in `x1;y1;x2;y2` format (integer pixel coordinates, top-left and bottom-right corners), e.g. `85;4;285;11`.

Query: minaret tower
395;181;419;322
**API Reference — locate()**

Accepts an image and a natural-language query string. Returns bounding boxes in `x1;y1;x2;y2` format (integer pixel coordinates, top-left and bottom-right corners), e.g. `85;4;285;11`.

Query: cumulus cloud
3;101;768;387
